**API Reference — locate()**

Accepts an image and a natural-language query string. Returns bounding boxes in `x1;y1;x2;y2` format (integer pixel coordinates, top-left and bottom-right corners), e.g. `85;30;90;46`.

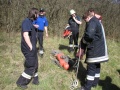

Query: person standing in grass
33;8;48;57
16;8;39;89
67;9;82;53
76;12;109;90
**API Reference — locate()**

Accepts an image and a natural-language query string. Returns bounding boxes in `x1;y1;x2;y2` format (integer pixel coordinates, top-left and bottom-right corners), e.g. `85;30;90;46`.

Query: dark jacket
81;16;109;63
21;18;37;56
68;15;80;32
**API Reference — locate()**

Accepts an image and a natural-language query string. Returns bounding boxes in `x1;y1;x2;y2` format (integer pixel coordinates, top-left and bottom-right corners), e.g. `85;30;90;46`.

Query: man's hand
23;32;33;51
72;16;82;25
29;45;32;51
33;24;39;28
76;48;85;60
72;16;75;19
46;33;48;37
44;27;48;37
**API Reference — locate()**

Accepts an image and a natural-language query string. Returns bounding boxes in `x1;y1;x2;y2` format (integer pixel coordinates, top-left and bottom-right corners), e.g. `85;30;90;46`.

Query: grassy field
0;31;120;90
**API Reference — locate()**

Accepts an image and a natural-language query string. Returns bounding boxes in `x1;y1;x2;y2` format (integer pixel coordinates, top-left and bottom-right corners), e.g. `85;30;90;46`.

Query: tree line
0;0;120;41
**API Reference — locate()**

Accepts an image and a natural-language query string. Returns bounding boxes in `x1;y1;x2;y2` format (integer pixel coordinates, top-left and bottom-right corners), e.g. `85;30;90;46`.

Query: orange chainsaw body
55;53;69;70
63;29;72;38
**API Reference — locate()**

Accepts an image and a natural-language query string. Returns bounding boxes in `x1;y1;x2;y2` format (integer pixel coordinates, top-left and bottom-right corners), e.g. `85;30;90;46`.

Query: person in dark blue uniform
68;9;82;53
16;8;39;89
76;12;109;90
33;8;48;57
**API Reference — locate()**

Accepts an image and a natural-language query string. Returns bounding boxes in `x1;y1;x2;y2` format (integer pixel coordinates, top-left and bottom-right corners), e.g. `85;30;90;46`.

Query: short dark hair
28;8;39;19
88;8;94;12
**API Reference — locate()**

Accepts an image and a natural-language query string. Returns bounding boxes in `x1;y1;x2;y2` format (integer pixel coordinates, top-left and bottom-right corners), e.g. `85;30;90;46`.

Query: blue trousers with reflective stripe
16;47;38;85
22;46;38;77
85;63;101;90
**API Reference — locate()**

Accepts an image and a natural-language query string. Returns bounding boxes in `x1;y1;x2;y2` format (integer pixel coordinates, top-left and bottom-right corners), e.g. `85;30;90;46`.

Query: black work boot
40;54;43;58
16;75;31;89
74;47;78;52
68;47;74;53
17;84;28;89
92;78;99;87
78;86;86;90
32;76;39;85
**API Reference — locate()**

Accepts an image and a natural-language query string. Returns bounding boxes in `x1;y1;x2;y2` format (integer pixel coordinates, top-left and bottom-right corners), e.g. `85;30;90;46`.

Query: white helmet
70;9;76;15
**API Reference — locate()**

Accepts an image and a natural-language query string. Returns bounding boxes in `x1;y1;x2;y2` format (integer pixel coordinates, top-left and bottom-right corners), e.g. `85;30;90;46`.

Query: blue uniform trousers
16;48;38;85
84;63;101;90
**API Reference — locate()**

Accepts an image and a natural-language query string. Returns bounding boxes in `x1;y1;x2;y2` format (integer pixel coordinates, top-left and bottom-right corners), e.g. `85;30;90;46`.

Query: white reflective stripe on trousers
74;45;78;47
95;73;100;78
39;50;44;54
22;72;32;79
34;73;38;77
69;44;73;47
87;75;95;81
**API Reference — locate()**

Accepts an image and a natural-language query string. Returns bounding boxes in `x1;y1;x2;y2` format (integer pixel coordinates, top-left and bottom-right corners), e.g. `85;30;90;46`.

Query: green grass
0;31;120;90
